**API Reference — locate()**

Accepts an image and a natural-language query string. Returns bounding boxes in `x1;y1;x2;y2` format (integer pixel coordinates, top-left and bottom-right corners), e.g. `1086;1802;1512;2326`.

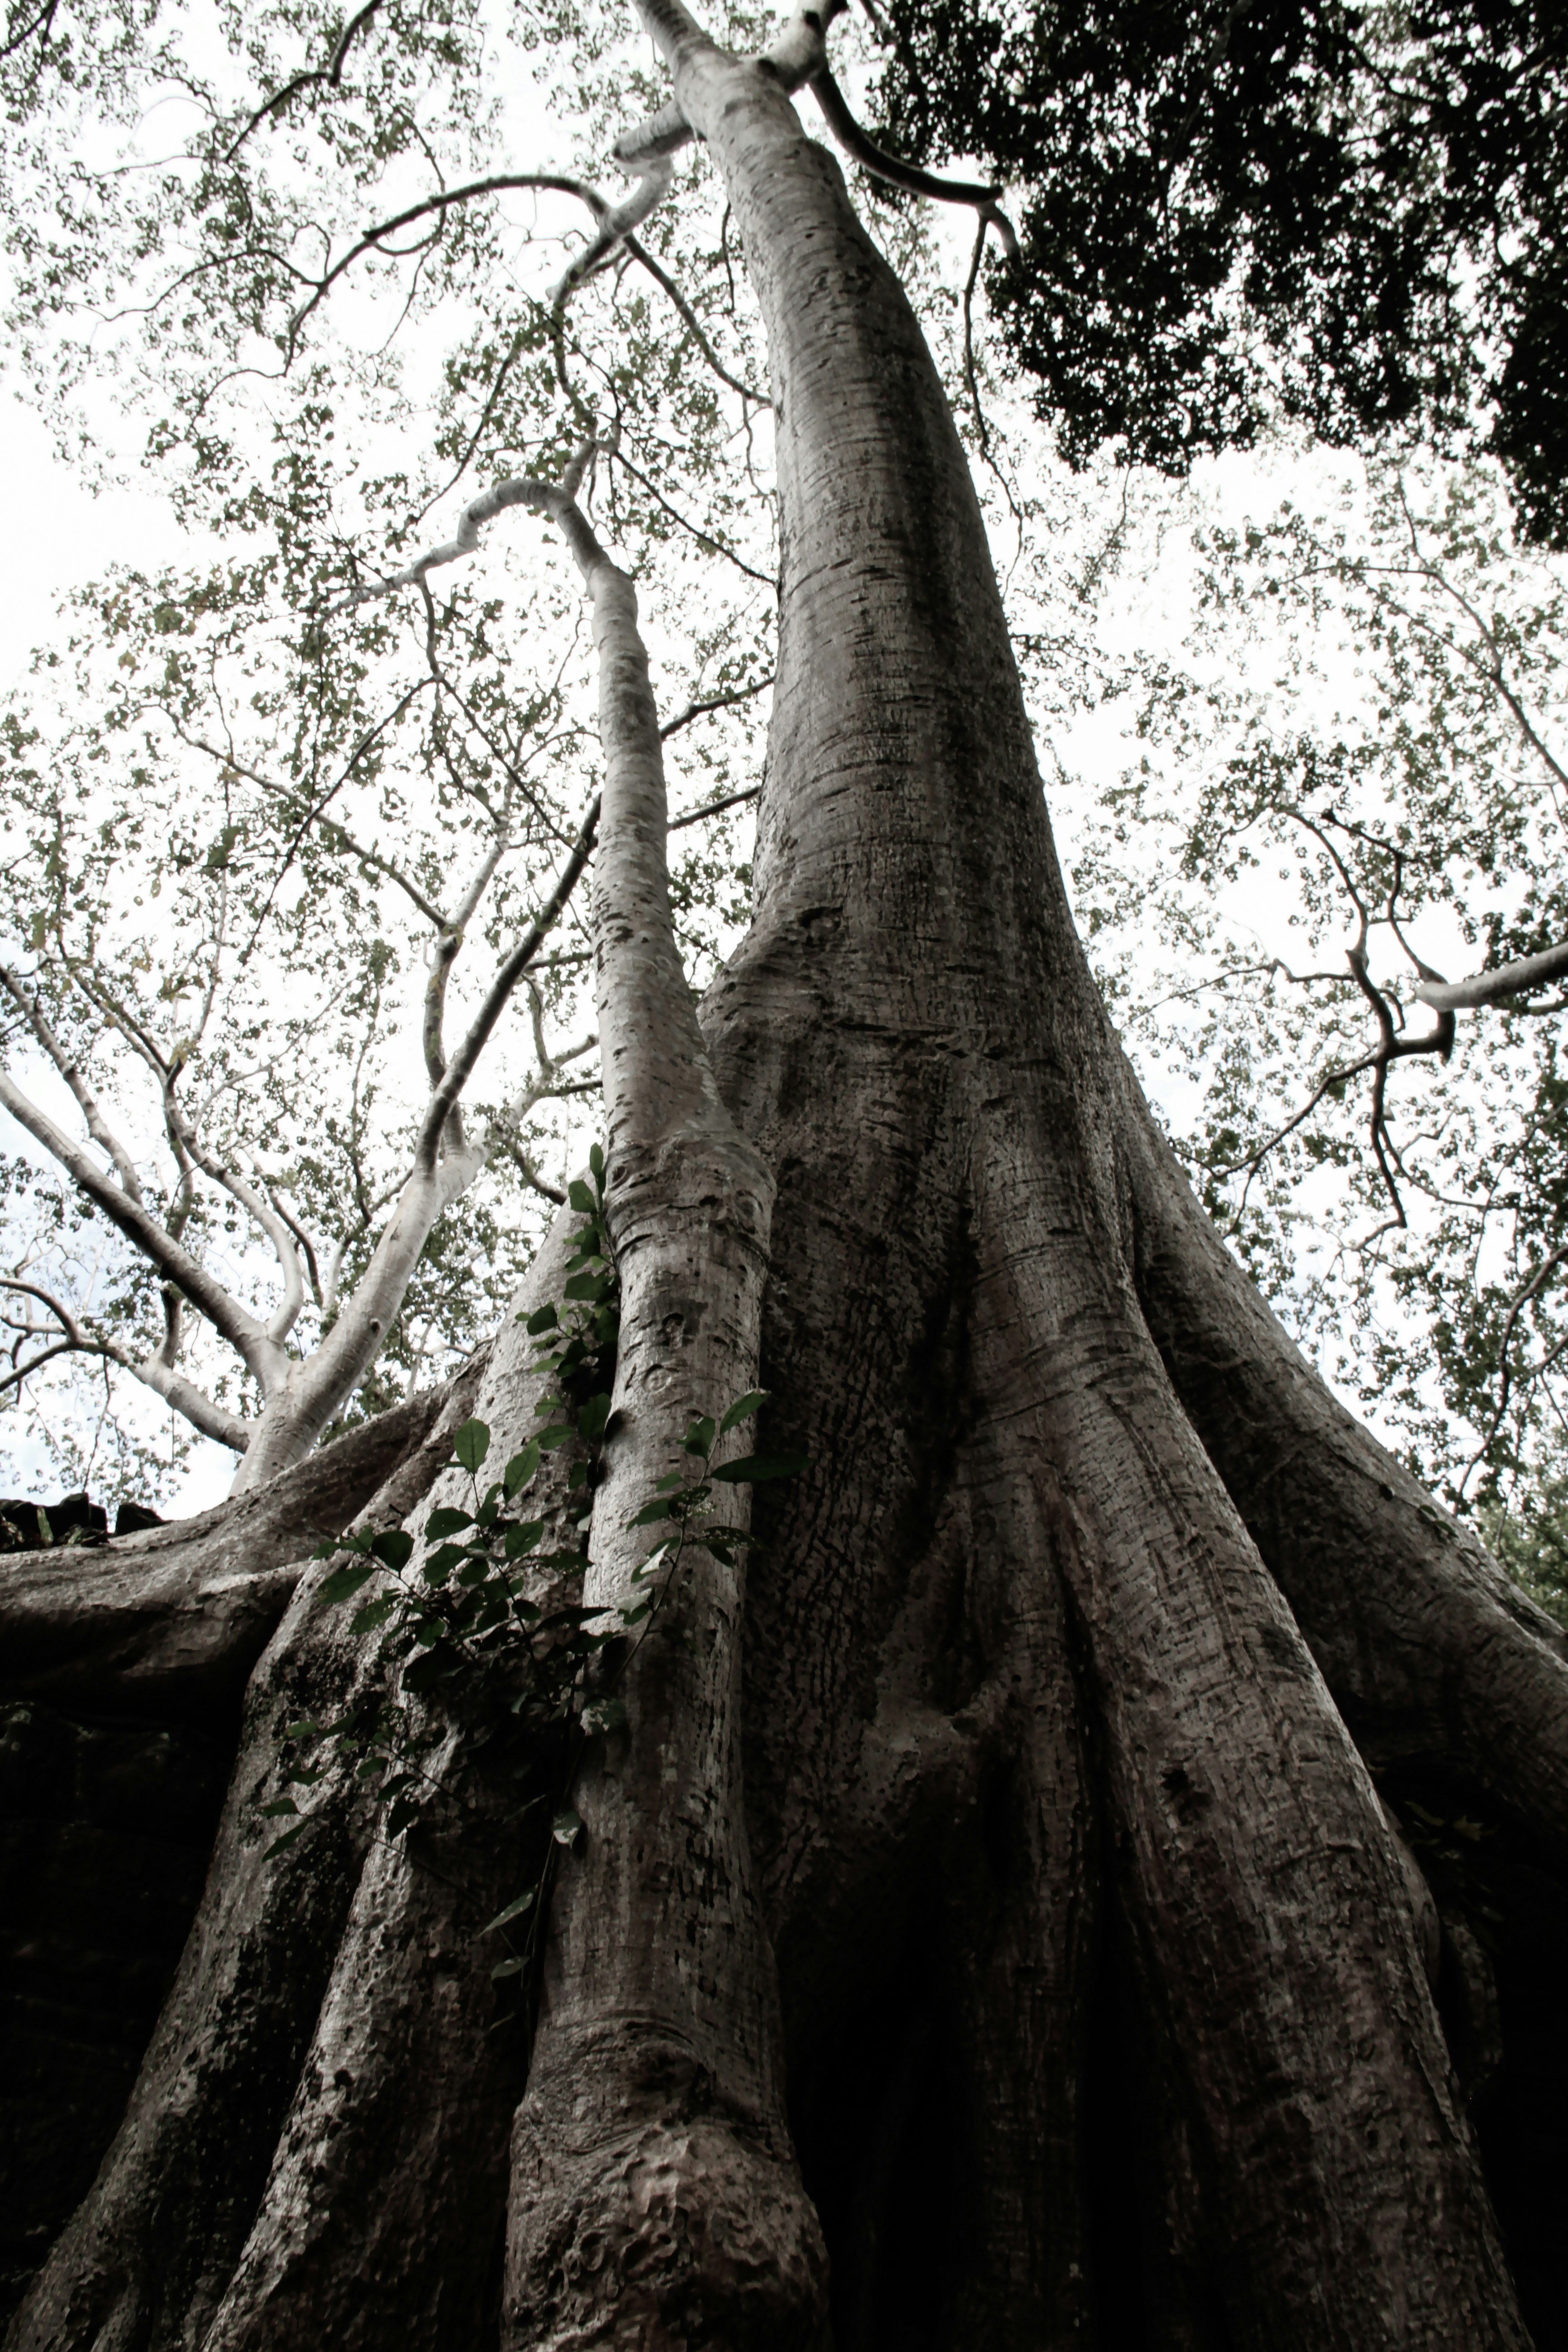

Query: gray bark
4;16;1568;2352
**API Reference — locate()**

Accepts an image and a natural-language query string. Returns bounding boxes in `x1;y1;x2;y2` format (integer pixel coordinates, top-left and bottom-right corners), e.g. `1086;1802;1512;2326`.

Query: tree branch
1415;938;1568;1012
219;0;384;165
0;1069;282;1383
0;967;145;1203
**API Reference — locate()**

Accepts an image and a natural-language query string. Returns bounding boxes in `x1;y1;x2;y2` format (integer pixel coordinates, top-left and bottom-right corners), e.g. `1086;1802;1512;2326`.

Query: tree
3;3;1568;2350
1070;454;1568;1544
872;0;1568;545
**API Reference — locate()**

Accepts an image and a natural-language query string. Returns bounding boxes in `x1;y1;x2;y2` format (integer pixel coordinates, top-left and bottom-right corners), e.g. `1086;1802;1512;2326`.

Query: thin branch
808;68;1019;255
287;176;613;342
219;0;383;164
0;1068;279;1377
659;673;774;741
668;784;761;831
0;968;144;1202
0;0;58;59
622;235;769;407
416;799;600;1171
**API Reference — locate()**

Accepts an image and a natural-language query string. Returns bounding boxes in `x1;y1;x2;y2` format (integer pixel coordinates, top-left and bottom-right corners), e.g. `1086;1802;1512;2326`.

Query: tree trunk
5;29;1568;2352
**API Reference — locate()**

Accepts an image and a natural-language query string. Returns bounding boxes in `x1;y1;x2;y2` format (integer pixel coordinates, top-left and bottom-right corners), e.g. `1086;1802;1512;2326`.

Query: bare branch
659;673;774;740
808;68;1019;255
0;1274;252;1450
0;1068;283;1383
668;784;761;831
288;176;614;342
0;968;145;1203
416;798;600;1171
622;234;769;407
1415;938;1568;1013
219;0;384;164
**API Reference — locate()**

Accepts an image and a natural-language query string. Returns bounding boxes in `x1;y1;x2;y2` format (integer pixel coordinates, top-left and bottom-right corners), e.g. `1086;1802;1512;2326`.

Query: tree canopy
874;0;1568;545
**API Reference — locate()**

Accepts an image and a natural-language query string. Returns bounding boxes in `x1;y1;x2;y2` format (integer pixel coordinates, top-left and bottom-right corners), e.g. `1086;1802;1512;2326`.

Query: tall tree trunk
5;22;1568;2352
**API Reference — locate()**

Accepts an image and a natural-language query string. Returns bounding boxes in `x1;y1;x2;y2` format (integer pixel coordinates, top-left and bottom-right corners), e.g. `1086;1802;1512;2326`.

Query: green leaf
482;1889;537;1935
711;1451;809;1484
588;1142;605;1181
370;1528;414;1570
562;1270;608;1303
568;1177;596;1213
655;1471;686;1493
350;1596;397;1632
567;1459;589;1490
284;1720;319;1741
386;1795;420;1837
719;1389;769;1436
259;1797;299;1817
552;1808;584;1848
537;1424;575;1451
264;1823;308;1858
424;1542;471;1576
504;1440;540;1496
319;1561;378;1605
577;1392;612;1441
581;1695;627;1737
629;1497;672;1526
425;1505;474;1539
525;1302;558;1335
491;1956;526;1980
454;1418;491;1474
682;1414;716;1456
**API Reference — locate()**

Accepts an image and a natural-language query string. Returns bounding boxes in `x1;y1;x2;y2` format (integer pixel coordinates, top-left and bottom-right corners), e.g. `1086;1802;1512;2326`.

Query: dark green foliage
875;0;1568;543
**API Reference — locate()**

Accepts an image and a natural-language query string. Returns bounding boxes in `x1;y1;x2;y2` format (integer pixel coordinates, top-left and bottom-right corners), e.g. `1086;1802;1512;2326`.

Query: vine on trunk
260;1144;801;2003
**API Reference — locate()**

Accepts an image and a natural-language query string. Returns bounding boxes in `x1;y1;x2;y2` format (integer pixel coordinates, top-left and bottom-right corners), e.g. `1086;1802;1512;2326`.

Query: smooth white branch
1414;938;1568;1013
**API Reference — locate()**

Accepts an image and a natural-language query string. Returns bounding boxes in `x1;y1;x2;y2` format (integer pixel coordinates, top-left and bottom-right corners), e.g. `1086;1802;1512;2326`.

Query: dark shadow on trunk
0;1702;233;2332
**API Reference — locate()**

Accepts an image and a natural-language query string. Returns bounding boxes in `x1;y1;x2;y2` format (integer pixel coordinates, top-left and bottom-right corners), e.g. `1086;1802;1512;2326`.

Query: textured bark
0;1376;475;1724
503;515;825;2347
5;16;1568;2352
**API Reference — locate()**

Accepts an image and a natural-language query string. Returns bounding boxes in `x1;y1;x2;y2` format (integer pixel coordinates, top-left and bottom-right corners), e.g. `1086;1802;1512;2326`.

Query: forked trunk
4;24;1568;2352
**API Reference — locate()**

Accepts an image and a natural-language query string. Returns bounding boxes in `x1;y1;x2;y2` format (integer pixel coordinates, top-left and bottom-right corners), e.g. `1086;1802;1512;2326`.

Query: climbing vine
259;1144;802;1995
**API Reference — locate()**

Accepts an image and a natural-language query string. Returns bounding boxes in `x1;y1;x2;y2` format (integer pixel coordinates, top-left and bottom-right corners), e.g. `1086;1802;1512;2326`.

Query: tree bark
5;21;1568;2352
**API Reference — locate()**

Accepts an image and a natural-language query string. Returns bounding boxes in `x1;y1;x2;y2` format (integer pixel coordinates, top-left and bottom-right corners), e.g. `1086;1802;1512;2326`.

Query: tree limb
1415;937;1568;1011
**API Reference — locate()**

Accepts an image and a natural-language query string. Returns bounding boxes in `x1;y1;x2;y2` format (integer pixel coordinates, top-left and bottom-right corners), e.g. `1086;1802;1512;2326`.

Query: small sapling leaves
682;1413;716;1456
504;1440;540;1495
370;1528;415;1570
426;1505;474;1538
711;1450;809;1484
259;1797;299;1817
552;1808;584;1848
319;1560;378;1604
577;1392;612;1440
629;1497;671;1525
568;1178;596;1213
350;1595;397;1632
483;1889;537;1934
491;1956;526;1980
264;1823;308;1857
525;1302;558;1334
454;1419;491;1474
719;1389;769;1435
